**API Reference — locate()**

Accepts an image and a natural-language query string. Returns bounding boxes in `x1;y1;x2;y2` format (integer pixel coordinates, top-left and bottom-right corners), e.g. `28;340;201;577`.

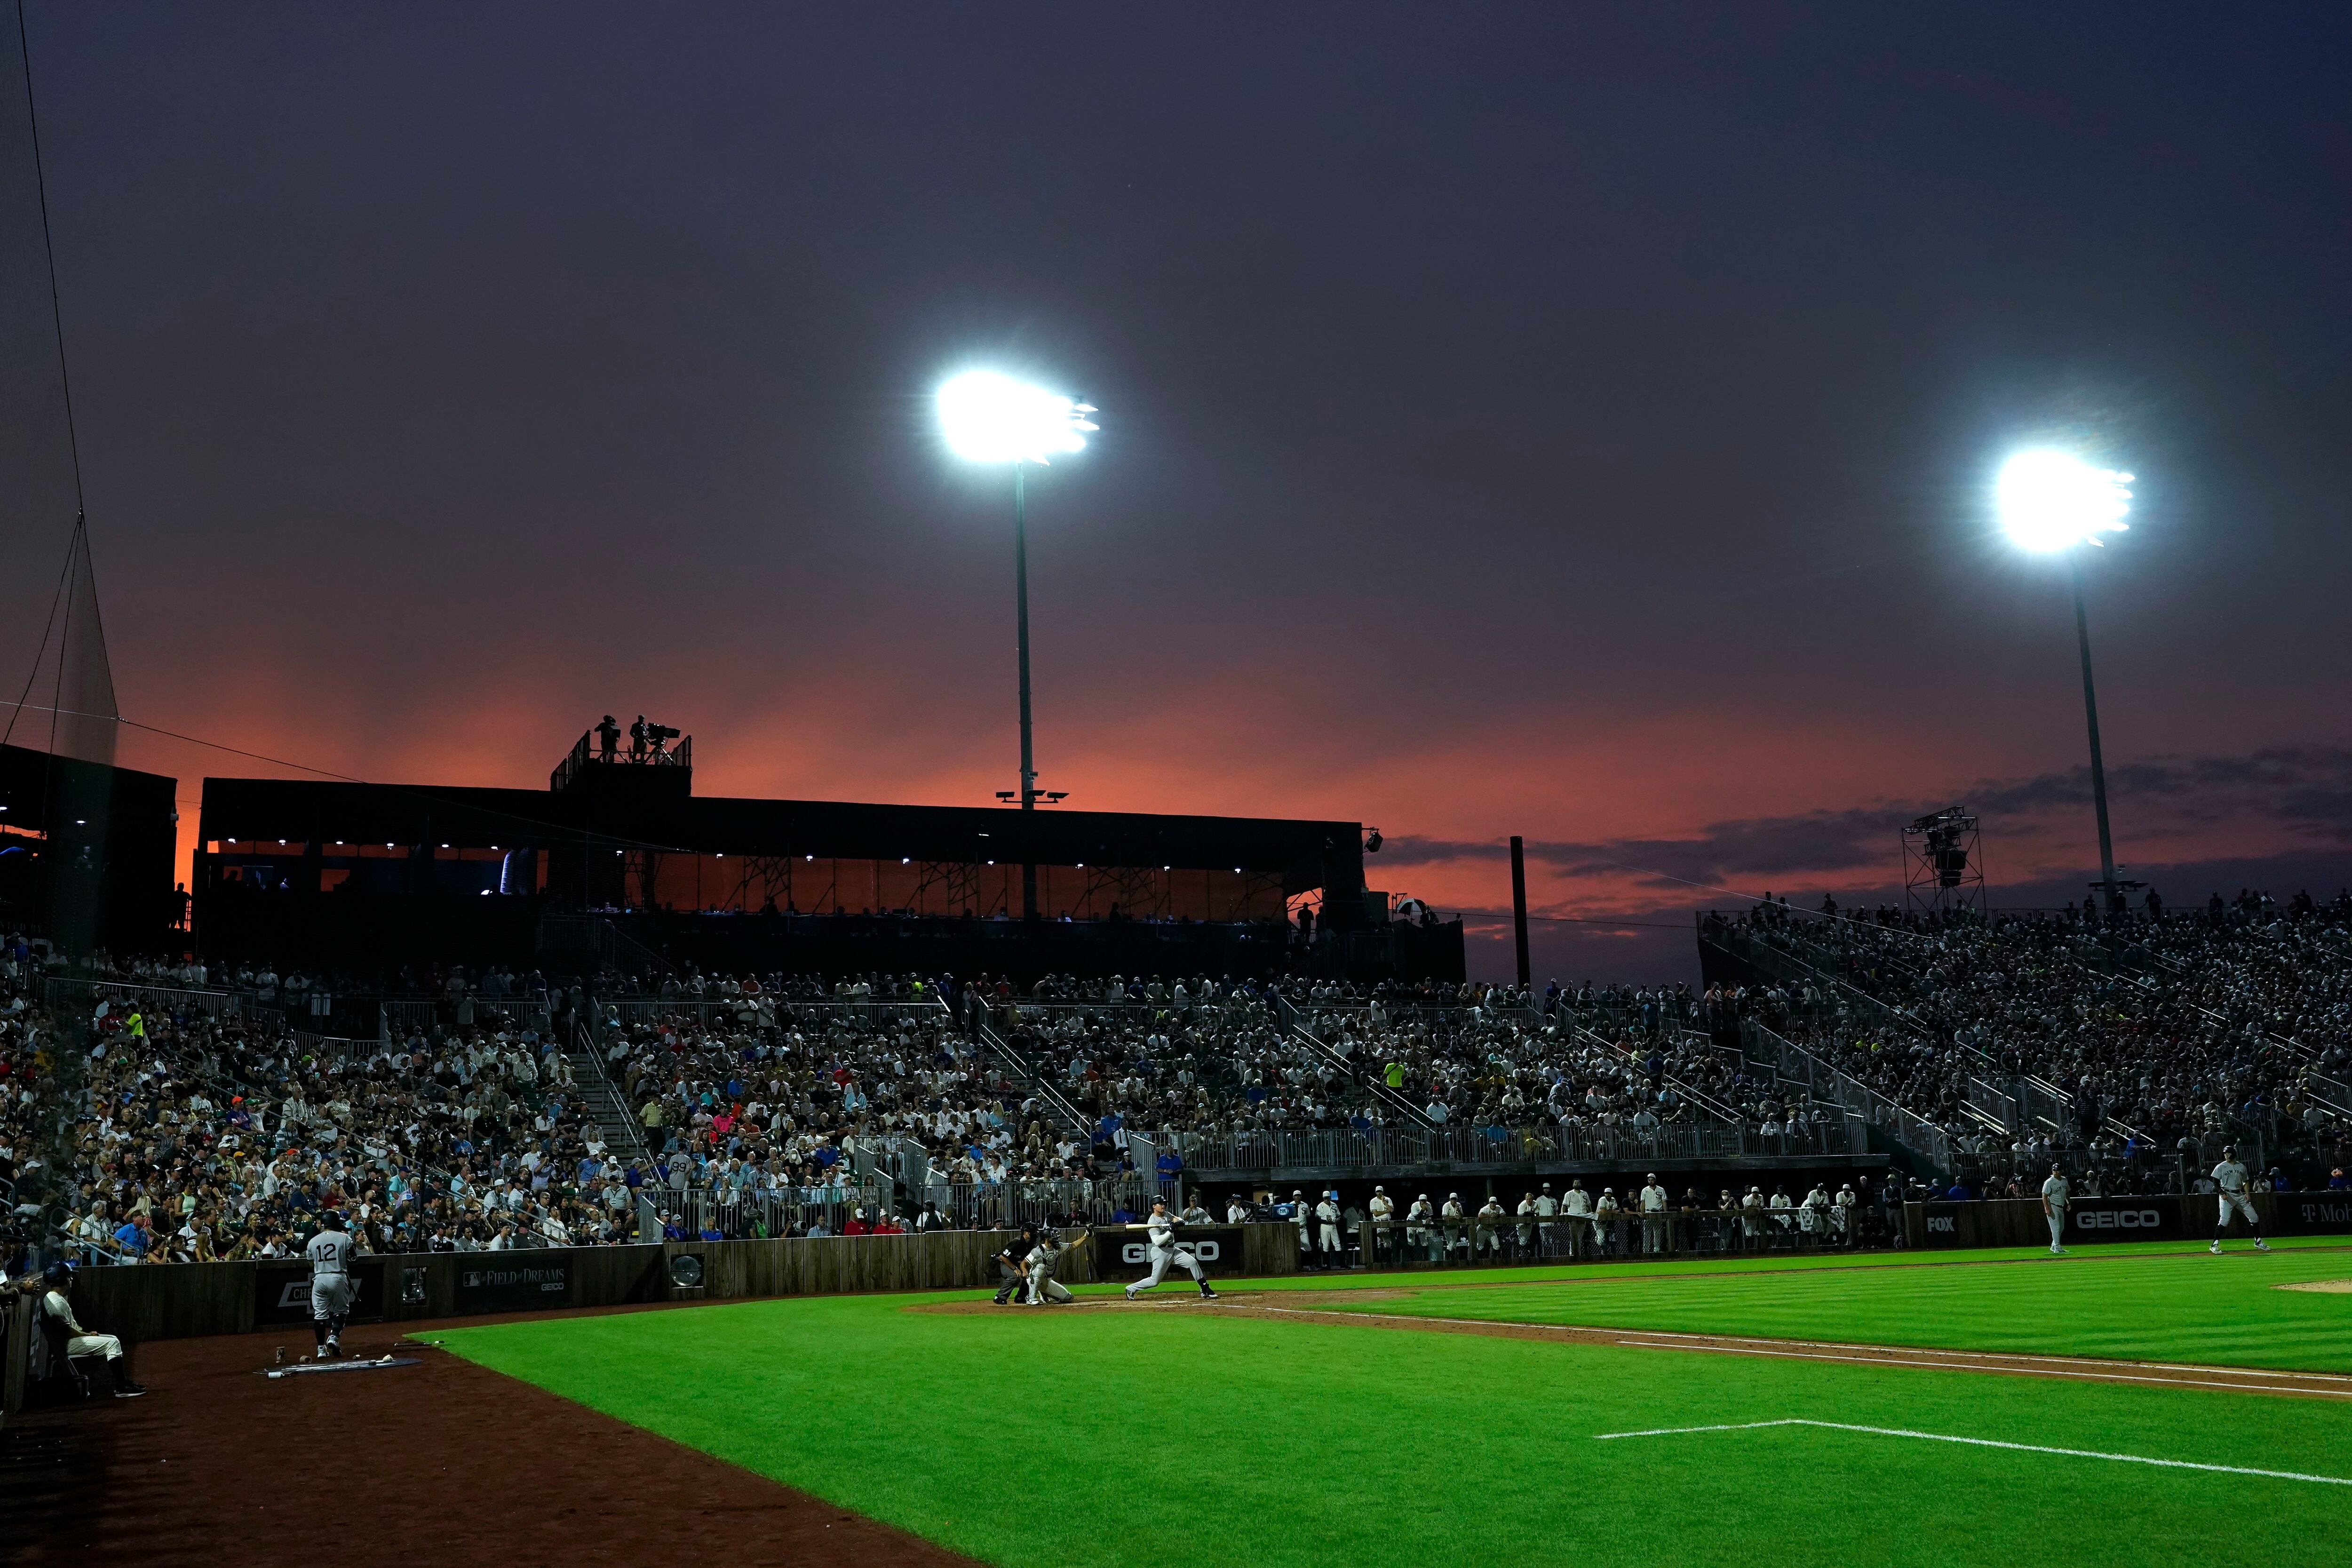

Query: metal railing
1344;1206;1894;1267
656;1182;892;1241
1718;922;2291;1150
1557;1013;1751;1127
1740;1018;1955;1178
551;728;691;791
1162;1116;1841;1176
1272;993;1437;1128
40;974;248;1023
976;1019;1091;1135
931;1174;1160;1231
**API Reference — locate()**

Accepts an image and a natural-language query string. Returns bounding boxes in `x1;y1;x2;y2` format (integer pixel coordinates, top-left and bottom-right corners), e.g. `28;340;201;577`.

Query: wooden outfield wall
53;1222;1304;1347
1902;1191;2349;1249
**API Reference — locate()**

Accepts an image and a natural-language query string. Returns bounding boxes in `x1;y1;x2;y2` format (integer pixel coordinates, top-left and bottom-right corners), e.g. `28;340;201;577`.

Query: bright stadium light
936;371;1096;464
1996;446;2139;918
1997;450;2133;554
937;366;1100;922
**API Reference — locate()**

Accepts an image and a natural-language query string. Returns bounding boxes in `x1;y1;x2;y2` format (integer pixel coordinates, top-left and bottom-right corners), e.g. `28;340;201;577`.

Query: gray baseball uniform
307;1226;357;1321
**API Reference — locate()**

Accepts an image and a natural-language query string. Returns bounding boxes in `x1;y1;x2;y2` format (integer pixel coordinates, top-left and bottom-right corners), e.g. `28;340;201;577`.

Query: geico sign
1118;1241;1221;1265
2071;1209;2163;1231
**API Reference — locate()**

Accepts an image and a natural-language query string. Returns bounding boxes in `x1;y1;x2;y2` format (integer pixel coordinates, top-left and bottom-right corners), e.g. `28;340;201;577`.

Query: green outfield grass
437;1239;2351;1568
1295;1237;2352;1371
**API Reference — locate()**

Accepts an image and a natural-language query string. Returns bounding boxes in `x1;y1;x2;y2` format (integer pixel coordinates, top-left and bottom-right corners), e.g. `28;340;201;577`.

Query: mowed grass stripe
1220;1234;2351;1293
439;1281;2352;1568
1326;1246;2352;1370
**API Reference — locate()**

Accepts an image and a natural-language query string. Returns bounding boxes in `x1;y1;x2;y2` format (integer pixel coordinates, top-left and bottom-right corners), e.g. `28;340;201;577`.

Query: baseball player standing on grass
306;1209;360;1358
1124;1198;1219;1300
2209;1145;2272;1254
2039;1163;2070;1254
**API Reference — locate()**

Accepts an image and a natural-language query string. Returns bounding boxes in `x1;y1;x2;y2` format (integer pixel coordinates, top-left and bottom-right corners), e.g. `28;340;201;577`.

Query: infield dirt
0;1312;979;1568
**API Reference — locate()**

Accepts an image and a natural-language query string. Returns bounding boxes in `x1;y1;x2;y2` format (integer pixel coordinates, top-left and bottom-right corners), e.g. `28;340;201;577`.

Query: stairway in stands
976;1019;1092;1139
567;1031;652;1166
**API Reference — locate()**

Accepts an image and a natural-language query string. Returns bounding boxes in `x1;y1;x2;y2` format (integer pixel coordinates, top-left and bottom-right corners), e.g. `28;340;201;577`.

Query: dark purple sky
4;6;2349;979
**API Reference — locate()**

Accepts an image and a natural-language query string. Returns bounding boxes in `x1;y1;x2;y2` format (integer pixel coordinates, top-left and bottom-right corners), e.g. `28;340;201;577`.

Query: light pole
1996;448;2136;917
937;370;1097;919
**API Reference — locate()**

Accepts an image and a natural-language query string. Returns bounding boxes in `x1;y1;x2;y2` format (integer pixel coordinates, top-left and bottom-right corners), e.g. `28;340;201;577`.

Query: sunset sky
4;7;2348;980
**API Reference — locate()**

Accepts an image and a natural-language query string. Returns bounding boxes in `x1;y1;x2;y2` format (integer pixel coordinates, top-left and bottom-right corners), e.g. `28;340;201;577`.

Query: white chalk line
1607;1339;2352;1398
1258;1306;2351;1392
1607;1329;2352;1382
1589;1418;2352;1486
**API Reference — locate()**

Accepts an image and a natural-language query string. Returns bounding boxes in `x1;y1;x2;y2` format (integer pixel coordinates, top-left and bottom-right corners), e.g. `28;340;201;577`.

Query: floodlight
1997;451;2133;553
937;365;1101;918
1994;446;2141;917
937;371;1096;464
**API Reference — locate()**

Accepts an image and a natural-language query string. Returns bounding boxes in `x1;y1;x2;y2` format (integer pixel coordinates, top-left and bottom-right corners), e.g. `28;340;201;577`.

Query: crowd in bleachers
608;994;1050;1209
1703;888;2352;1185
3;935;670;1260
14;887;2349;1271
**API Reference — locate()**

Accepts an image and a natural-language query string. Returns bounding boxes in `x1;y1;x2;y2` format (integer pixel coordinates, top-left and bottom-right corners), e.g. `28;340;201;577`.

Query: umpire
991;1225;1039;1305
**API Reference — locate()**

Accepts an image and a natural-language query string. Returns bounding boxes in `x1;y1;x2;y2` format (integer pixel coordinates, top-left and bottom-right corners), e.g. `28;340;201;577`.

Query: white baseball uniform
1127;1210;1206;1294
2040;1173;2069;1249
42;1290;124;1361
2212;1161;2258;1228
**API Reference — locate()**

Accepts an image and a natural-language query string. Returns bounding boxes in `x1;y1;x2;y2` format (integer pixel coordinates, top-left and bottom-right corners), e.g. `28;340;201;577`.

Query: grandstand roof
196;774;1365;897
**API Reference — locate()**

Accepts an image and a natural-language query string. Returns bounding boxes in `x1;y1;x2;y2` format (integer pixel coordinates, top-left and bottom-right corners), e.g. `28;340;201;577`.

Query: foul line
1591;1419;2352;1486
1606;1338;2352;1397
1601;1331;2352;1381
1249;1307;2352;1397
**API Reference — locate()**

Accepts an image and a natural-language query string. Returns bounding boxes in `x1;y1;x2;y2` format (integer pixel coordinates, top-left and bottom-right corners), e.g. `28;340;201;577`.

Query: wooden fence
48;1223;1303;1347
1900;1192;2312;1249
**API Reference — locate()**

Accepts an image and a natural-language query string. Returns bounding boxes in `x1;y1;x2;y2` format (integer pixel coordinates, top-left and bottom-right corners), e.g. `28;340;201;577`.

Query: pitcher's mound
2274;1279;2352;1293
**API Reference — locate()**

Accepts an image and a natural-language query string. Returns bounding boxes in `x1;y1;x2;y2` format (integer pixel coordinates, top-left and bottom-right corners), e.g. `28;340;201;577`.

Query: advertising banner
1915;1191;2352;1249
1093;1225;1246;1281
2062;1197;2183;1242
456;1259;573;1314
1919;1202;1967;1247
2257;1192;2352;1236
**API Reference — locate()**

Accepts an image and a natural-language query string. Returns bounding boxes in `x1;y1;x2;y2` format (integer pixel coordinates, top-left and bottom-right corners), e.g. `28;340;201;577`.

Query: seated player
40;1262;146;1398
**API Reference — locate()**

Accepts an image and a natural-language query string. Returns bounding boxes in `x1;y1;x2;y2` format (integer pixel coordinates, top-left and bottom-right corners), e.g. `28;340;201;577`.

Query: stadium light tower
937;369;1097;920
1997;449;2136;917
